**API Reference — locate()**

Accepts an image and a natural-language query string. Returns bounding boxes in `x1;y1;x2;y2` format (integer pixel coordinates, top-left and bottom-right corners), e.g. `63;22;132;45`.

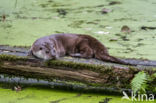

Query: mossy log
0;45;156;93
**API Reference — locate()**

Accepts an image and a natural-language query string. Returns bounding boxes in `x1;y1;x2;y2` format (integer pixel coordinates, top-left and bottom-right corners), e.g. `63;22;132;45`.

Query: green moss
0;54;116;74
129;66;139;73
45;59;112;73
0;54;27;61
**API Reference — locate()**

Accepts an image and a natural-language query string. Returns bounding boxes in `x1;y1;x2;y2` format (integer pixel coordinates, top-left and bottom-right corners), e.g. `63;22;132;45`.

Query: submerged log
0;45;155;93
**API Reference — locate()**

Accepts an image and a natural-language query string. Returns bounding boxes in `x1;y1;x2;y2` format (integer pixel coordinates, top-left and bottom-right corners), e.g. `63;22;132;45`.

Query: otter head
29;39;58;60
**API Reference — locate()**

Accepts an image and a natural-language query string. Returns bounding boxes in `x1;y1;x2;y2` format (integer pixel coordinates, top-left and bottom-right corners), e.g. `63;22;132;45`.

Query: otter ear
45;42;59;59
45;42;54;52
45;42;53;50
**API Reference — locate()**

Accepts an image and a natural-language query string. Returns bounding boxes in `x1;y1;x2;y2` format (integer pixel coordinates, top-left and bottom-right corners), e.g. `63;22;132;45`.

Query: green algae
0;87;155;103
0;0;156;60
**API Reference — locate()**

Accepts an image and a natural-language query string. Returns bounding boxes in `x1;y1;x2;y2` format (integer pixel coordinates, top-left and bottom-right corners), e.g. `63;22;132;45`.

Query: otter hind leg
70;46;93;59
70;38;93;58
69;48;93;59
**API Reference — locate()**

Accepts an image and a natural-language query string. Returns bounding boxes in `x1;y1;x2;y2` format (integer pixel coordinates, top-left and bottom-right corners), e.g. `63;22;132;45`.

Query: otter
28;33;128;65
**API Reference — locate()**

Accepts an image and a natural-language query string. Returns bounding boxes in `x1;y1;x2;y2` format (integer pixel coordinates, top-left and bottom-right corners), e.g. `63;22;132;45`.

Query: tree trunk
0;45;155;93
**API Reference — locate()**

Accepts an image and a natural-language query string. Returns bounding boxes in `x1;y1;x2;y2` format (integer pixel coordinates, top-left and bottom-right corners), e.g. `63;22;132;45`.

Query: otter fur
28;33;128;65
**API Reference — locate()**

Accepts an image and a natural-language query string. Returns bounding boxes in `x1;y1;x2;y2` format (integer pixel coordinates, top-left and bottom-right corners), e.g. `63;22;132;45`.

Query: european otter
28;33;128;65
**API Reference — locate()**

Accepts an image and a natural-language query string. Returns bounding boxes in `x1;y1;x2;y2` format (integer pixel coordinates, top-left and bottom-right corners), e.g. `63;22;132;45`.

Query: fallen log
0;45;155;93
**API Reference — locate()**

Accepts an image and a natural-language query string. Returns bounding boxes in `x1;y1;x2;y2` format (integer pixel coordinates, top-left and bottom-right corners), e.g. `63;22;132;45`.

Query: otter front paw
27;50;33;56
69;53;82;57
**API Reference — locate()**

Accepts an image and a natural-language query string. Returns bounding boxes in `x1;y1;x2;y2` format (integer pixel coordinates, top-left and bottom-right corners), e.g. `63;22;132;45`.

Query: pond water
0;0;156;60
0;87;155;103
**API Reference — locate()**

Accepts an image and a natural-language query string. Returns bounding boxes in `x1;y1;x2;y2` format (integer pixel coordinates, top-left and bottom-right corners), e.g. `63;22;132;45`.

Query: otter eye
46;51;49;54
40;47;42;50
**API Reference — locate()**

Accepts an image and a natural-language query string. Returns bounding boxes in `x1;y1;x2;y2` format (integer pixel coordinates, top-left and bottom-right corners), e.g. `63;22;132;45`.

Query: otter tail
97;55;156;66
97;55;131;65
95;54;156;66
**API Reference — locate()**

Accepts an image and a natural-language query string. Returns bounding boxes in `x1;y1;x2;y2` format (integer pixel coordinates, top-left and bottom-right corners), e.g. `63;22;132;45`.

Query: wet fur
73;34;128;64
29;34;128;65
